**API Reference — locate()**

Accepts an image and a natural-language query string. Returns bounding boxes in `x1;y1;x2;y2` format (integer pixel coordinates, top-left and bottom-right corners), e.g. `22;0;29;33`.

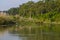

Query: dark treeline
7;0;60;22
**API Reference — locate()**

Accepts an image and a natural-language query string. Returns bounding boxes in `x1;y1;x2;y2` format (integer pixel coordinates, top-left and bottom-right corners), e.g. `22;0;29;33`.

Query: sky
0;0;39;11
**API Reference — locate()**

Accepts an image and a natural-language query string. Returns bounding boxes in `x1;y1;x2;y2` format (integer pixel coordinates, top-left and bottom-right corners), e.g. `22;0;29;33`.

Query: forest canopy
7;0;60;22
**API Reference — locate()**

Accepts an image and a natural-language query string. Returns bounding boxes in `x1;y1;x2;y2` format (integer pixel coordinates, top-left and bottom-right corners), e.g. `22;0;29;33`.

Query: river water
0;24;60;40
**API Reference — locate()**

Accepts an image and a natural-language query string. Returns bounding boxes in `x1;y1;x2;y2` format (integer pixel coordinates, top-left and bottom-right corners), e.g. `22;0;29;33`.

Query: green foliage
8;8;19;15
0;15;16;25
7;0;60;22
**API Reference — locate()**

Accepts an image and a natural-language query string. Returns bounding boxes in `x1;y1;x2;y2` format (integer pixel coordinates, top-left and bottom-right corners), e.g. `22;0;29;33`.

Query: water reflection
0;24;60;40
9;24;60;40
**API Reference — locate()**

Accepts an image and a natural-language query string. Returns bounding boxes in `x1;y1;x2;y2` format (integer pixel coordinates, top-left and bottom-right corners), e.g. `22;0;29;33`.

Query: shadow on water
0;24;60;40
7;24;60;40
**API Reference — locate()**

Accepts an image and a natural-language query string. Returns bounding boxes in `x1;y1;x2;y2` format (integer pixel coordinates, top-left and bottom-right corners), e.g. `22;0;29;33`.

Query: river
0;24;60;40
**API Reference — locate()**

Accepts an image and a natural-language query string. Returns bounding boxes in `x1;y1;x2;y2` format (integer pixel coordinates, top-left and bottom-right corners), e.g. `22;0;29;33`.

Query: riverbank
17;16;60;25
0;14;60;26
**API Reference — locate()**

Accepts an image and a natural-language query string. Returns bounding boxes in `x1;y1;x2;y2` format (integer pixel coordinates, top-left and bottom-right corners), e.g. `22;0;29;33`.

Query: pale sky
0;0;39;11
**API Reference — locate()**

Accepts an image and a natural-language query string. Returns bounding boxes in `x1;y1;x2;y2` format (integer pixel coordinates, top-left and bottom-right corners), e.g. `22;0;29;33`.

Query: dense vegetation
7;0;60;23
0;0;60;25
0;15;16;25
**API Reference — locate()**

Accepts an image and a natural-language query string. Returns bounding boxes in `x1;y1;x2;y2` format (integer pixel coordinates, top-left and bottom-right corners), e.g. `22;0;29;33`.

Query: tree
8;8;19;15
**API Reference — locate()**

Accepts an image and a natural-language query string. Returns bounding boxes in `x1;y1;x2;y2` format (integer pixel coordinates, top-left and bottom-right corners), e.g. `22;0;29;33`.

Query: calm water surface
0;24;60;40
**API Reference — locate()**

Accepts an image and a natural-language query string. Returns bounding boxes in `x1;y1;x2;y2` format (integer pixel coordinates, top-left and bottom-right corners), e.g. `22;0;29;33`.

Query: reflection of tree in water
18;29;42;40
9;24;60;40
9;26;42;40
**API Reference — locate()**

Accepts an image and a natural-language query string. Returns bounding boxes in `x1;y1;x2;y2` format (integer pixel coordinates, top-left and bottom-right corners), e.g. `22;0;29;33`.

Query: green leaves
7;0;60;22
8;8;19;15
